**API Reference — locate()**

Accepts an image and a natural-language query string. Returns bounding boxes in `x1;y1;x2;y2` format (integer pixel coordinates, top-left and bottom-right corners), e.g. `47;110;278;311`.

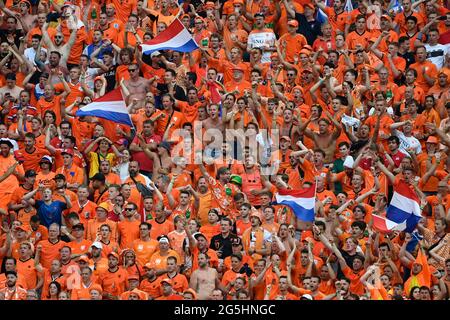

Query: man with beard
196;176;213;226
198;164;240;217
97;252;128;299
189;252;222;300
0;271;27;300
130;120;161;178
123;161;152;207
41;21;77;68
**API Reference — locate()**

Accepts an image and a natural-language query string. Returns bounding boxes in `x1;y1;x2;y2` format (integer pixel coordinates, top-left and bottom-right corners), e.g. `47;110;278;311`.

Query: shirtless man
0;0;36;32
41;19;77;68
203;104;223;131
189;253;221;300
0;73;23;103
298;111;342;163
121;64;154;106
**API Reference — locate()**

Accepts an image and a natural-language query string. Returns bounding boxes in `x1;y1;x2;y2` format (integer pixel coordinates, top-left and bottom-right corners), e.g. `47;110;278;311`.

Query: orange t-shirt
36;95;63;124
132;238;159;265
38;239;67;269
117;219;140;249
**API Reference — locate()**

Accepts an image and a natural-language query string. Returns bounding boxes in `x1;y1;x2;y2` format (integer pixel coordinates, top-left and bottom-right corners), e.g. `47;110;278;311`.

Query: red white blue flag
75;88;132;126
372;180;422;233
140;19;199;54
275;186;316;222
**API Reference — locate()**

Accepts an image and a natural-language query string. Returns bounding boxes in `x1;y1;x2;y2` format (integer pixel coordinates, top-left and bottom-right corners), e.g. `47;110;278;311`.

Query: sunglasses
125;208;135;211
128;68;137;72
55;36;63;39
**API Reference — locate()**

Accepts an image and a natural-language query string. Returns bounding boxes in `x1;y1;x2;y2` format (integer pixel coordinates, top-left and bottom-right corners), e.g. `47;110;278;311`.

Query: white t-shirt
424;43;450;69
394;129;422;155
247;29;277;63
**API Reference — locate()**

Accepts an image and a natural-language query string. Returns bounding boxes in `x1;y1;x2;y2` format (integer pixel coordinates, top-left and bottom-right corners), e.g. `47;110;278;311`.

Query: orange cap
183;288;198;300
204;1;215;9
250;211;262;221
160;278;172;285
108;252;120;260
426;136;439;144
89;284;103;294
78;255;89;263
287;20;299;27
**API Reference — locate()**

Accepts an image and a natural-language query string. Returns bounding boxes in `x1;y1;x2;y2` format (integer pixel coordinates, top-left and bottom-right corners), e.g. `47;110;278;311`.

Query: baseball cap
193;232;207;241
426;136;438;144
232;66;244;72
280;136;291;142
61;148;74;157
39;155;53;164
230;175;242;186
160;278;172;285
91;241;103;249
16;225;27;232
302;67;313;73
61;1;73;8
72;223;85;230
89;284;103;294
78;255;89;263
108;252;120;260
127;274;140;281
303;3;315;10
151;51;161;58
301;294;313;300
233;0;244;5
287;20;299;27
183;288;198;299
91;172;106;182
96;202;109;212
158;235;170;242
53;173;66;181
250;211;262;221
231;237;243;246
25;170;38;178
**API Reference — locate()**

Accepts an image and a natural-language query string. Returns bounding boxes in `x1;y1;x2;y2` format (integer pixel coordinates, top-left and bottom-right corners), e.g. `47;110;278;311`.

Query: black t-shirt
336;248;357;279
295;13;322;45
156;83;187;101
209;233;238;259
104;64;117;93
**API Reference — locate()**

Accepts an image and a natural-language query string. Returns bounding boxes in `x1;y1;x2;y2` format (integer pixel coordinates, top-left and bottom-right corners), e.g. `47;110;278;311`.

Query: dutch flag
140;19;199;54
372;180;422;233
75;88;133;126
275;186;316;222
